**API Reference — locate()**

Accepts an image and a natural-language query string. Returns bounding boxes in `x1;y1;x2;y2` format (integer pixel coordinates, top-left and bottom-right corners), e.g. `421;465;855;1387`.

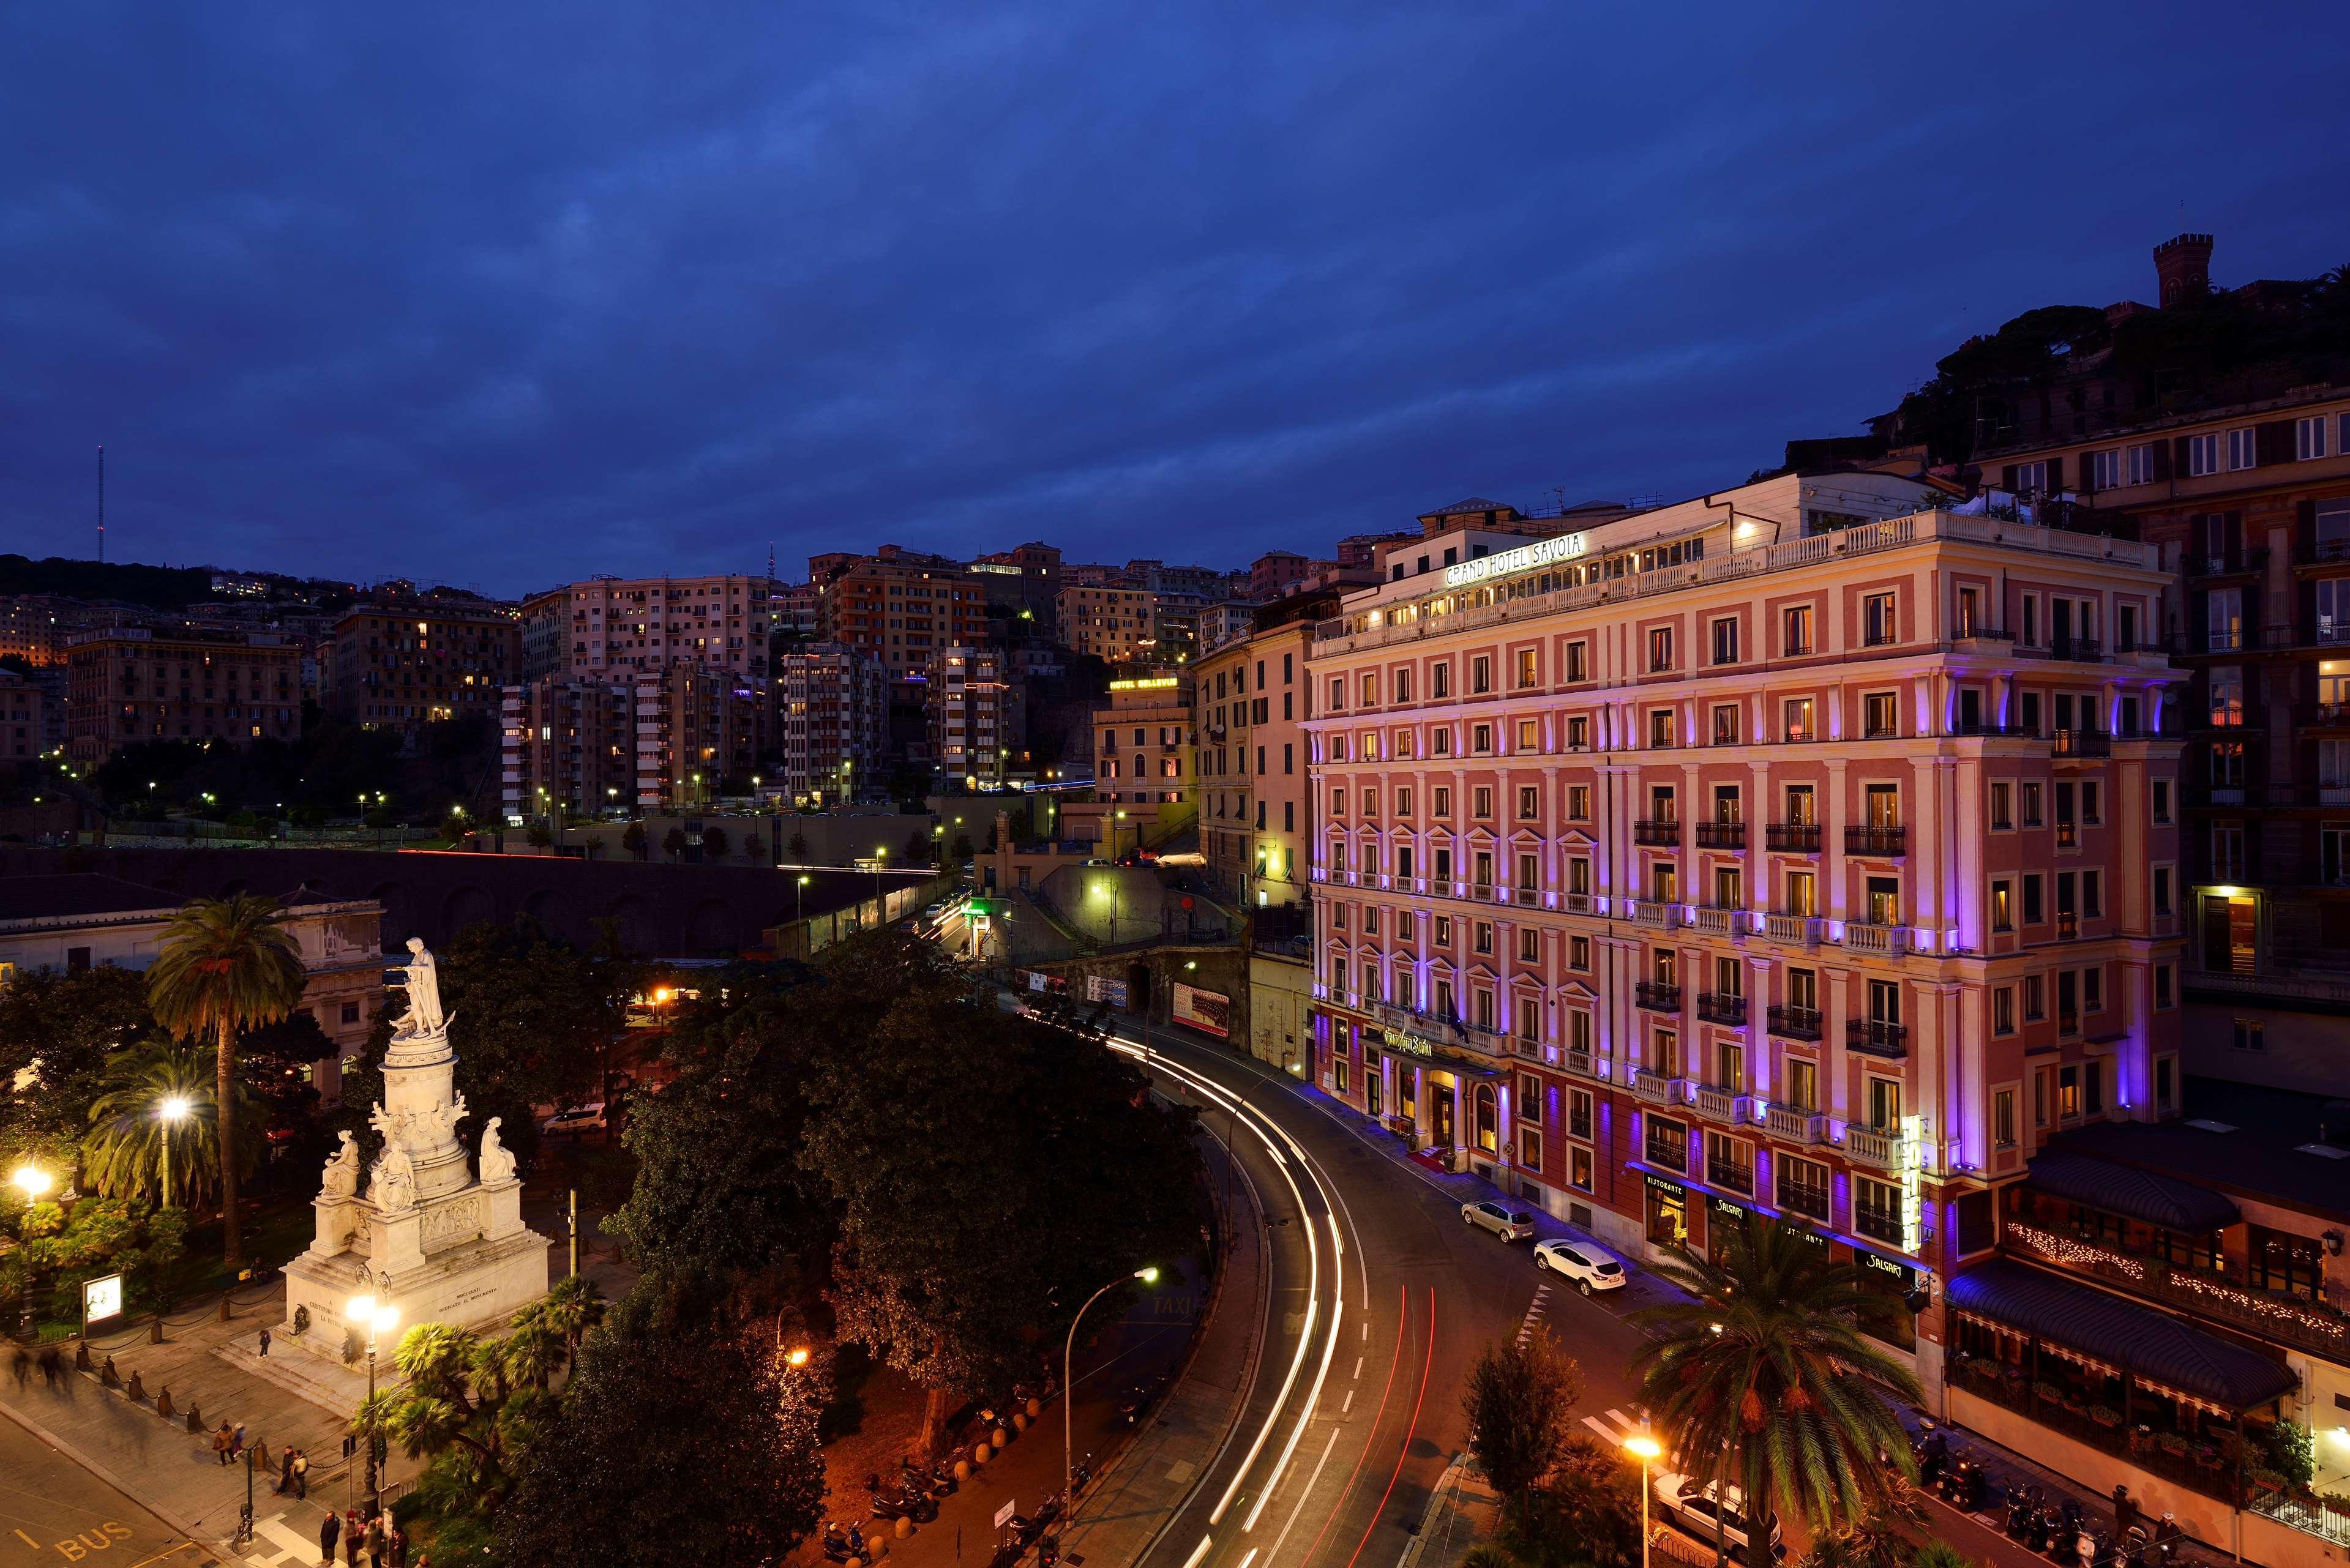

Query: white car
540;1102;608;1139
1654;1473;1783;1563
1460;1200;1536;1242
1533;1238;1626;1294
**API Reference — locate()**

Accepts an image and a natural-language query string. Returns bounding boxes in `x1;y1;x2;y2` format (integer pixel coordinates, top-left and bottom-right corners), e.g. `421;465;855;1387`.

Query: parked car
1654;1473;1784;1562
1533;1238;1626;1294
541;1102;608;1139
1459;1200;1535;1242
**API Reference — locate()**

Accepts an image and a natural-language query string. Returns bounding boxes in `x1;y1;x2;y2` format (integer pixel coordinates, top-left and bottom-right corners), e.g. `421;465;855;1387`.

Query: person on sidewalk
259;1327;272;1358
231;1421;247;1461
319;1510;340;1568
275;1445;296;1493
291;1449;309;1500
214;1423;235;1466
385;1522;405;1568
342;1510;362;1567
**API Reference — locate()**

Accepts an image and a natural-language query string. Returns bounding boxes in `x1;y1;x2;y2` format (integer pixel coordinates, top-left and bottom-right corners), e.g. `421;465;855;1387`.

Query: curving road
1094;1016;1658;1568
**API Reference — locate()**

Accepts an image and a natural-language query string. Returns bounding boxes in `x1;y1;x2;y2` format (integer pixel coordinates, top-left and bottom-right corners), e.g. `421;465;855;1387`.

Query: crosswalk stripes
1514;1282;1553;1346
234;1514;322;1567
1581;1405;1650;1447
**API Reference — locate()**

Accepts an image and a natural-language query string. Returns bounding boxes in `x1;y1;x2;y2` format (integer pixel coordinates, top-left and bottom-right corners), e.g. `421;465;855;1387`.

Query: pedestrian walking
343;1510;361;1567
275;1445;295;1494
231;1421;247;1461
259;1327;272;1358
10;1346;31;1390
364;1512;385;1568
386;1523;405;1568
37;1346;60;1388
214;1422;234;1466
318;1510;340;1568
291;1449;309;1500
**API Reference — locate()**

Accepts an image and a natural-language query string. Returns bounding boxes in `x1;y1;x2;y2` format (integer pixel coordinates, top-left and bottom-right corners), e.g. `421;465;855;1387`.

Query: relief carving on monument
421;1195;485;1251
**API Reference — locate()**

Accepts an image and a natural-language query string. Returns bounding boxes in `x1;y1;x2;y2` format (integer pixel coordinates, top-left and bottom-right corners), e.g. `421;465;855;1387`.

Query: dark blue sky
3;3;2343;596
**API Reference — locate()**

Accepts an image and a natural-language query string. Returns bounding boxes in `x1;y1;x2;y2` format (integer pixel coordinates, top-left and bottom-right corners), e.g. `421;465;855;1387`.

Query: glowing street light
347;1293;402;1503
158;1094;192;1208
1067;1267;1158;1531
1625;1428;1663;1568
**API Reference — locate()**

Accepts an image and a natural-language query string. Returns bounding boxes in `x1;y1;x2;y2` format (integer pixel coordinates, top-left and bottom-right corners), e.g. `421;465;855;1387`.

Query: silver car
1460;1200;1536;1242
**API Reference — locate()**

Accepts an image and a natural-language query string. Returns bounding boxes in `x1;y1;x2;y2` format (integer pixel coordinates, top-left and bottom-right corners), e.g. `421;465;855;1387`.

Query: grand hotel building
1304;475;2187;1384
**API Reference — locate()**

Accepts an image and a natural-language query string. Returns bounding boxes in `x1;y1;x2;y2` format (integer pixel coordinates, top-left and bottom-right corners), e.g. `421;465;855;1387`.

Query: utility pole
96;446;105;562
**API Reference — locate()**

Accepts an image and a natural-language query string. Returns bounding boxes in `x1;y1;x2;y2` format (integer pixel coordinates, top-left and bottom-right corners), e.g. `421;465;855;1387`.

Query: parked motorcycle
1117;1375;1169;1427
820;1520;866;1565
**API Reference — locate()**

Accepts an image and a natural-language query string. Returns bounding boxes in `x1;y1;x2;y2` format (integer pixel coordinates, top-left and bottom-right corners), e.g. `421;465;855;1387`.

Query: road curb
0;1389;224;1563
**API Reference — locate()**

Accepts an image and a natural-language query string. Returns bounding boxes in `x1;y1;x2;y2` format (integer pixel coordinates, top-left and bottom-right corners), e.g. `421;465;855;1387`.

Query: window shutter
2299;498;2319;559
2150;439;2171;482
2173;436;2193;476
2258;419;2292;466
2225;510;2243;556
2079;452;2097;495
2002;464;2019;492
2046;454;2065;492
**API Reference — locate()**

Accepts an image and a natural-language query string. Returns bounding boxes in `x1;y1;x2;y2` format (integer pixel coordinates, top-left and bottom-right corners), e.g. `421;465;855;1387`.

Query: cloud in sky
1;1;2342;594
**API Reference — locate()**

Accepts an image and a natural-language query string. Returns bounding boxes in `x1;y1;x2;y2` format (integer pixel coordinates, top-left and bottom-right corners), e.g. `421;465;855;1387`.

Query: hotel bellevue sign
1442;532;1588;589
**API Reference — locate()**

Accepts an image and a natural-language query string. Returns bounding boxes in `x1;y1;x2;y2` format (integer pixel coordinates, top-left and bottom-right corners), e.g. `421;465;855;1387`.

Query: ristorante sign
1442;533;1588;589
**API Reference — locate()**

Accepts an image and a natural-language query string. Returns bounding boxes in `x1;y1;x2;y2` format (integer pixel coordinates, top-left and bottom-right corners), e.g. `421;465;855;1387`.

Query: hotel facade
1303;478;2188;1393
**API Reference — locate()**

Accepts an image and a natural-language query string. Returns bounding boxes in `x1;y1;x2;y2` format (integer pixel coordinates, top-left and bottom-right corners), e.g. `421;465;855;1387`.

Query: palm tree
144;895;307;1271
80;1039;263;1209
1630;1214;1923;1549
1800;1481;1929;1568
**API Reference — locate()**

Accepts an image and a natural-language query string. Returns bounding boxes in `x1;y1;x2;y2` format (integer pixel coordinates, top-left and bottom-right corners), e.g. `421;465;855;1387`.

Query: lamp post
346;1293;400;1506
1625;1429;1661;1568
1066;1267;1157;1525
796;873;810;924
157;1094;190;1209
12;1163;51;1339
872;845;887;923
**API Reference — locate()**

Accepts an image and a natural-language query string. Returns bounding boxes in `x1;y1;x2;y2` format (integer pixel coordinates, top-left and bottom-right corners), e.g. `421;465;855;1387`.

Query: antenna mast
97;445;105;562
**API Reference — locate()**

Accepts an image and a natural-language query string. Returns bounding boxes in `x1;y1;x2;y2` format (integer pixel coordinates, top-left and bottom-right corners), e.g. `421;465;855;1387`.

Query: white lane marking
1342;1389;1355;1413
1180;1536;1214;1568
1352;1356;1362;1379
1260;1426;1344;1568
1237;1551;1259;1568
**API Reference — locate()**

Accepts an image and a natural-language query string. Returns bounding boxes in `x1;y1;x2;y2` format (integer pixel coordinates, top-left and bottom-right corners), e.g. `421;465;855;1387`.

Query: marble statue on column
287;938;547;1343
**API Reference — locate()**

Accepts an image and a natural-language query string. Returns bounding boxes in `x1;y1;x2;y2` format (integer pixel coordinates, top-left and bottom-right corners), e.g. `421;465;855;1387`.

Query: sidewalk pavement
0;1279;408;1559
1398;1452;1505;1568
1;1185;631;1565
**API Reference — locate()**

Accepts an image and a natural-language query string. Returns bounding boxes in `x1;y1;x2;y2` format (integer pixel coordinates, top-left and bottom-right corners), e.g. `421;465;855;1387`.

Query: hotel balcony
1706;1155;1757;1196
1695;821;1745;849
1633;818;1680;847
1761;1104;1827;1144
1846;1017;1910;1058
1631;1070;1686;1107
1843;921;1912;958
1634;980;1683;1012
1764;823;1821;853
1689;905;1742;938
1624;899;1681;930
1695;990;1747;1025
1843;1124;1904;1170
1767;1003;1824;1040
1759;913;1821;947
1844;825;1907;856
1562;1048;1611;1083
1642;1129;1687;1171
1693;1085;1751;1124
2051;728;2112;758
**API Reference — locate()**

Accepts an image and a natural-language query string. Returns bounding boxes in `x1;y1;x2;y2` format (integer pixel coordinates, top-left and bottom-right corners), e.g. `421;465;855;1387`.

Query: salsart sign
1441;532;1587;589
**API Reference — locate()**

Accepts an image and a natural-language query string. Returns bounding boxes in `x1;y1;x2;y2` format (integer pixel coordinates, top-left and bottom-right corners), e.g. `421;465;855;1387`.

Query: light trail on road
1110;1036;1363;1567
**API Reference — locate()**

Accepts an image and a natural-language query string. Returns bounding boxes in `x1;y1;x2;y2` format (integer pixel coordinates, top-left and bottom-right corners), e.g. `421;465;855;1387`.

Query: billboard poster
1172;982;1230;1039
1086;973;1130;1009
83;1274;124;1326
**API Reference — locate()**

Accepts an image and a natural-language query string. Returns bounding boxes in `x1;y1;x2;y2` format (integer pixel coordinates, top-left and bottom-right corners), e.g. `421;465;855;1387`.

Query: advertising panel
1170;982;1230;1039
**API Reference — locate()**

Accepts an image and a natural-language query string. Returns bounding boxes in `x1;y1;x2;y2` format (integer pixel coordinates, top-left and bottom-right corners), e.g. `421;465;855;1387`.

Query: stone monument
284;939;550;1348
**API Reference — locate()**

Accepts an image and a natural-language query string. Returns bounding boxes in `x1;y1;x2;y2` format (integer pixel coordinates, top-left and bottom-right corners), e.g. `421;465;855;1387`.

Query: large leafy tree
493;1295;825;1566
802;939;1206;1452
1464;1327;1585;1520
1631;1215;1923;1548
144;895;306;1271
0;965;154;1176
603;961;836;1323
80;1040;264;1210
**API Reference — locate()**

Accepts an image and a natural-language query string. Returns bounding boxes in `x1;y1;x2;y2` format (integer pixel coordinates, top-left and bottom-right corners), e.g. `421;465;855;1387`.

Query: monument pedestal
280;940;549;1355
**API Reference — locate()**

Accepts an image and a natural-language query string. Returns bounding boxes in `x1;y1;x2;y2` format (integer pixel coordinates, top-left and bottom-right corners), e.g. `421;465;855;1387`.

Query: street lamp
872;845;887;919
347;1294;401;1504
1067;1267;1158;1528
796;873;810;924
157;1095;191;1209
12;1164;50;1339
1625;1429;1662;1568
